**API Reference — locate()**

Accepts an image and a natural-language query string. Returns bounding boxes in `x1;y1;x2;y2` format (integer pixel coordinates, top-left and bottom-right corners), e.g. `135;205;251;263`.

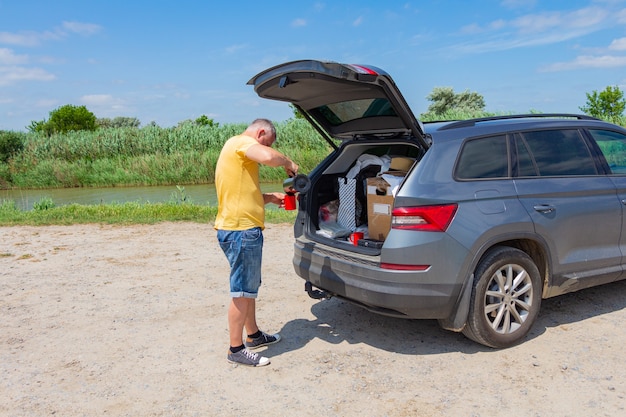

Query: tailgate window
315;98;397;126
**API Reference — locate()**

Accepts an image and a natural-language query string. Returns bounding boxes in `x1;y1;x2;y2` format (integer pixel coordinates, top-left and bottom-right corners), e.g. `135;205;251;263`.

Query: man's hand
284;160;298;178
263;192;286;207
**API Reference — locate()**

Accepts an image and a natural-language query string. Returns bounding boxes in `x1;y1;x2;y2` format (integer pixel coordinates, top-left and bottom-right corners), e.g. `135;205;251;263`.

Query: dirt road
1;223;625;416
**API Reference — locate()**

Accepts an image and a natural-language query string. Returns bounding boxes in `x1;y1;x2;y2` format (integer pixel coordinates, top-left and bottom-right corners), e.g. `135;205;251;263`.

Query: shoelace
242;349;258;360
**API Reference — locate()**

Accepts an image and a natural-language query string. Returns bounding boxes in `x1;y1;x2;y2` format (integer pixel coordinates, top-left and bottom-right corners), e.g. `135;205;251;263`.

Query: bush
0;131;25;163
33;197;56;211
97;117;141;129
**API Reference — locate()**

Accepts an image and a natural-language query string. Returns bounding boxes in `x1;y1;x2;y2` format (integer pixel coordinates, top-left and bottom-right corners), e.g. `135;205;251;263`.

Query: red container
284;193;296;210
349;232;364;246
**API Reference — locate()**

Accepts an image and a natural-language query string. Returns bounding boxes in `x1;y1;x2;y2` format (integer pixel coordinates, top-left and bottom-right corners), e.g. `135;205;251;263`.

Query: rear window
315;98;397;126
518;129;597;176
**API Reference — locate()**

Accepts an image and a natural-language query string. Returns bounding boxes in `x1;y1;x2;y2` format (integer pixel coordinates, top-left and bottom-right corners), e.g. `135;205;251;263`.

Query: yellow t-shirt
214;134;265;230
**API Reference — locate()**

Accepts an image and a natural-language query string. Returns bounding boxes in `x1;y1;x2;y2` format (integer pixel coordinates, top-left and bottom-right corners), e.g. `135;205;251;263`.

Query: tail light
391;204;458;232
347;64;378;75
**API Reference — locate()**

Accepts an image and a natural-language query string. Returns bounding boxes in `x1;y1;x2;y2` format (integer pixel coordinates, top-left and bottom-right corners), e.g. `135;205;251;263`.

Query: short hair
250;118;276;137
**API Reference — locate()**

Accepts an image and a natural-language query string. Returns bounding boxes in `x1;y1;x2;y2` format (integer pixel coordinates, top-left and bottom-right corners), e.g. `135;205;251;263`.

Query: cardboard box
389;156;414;173
366;177;394;241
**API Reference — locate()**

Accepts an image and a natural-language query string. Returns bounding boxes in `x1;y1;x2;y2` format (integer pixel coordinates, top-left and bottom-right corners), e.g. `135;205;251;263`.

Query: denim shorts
217;227;263;298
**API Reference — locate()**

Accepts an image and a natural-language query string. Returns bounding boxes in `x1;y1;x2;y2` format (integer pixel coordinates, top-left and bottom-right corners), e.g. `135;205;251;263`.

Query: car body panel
247;60;428;148
292;234;468;318
515;176;623;296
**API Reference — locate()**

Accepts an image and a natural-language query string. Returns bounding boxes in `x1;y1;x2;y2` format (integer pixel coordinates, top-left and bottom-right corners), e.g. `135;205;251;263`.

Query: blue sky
1;0;626;131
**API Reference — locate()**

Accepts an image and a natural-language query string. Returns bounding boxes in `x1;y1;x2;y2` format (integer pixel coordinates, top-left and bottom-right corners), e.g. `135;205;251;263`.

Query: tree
0;130;25;163
422;87;485;118
28;105;97;135
579;85;626;121
49;105;97;133
194;115;218;127
289;104;305;119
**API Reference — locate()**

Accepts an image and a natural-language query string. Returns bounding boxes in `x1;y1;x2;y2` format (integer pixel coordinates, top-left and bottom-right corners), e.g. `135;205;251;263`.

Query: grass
0;198;297;226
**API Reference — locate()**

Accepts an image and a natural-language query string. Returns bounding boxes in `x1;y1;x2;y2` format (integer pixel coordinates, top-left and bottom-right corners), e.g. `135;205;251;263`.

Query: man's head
246;118;276;147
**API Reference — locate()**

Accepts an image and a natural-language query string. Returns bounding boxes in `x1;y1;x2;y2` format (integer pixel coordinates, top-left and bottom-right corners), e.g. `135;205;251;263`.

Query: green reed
2;120;331;189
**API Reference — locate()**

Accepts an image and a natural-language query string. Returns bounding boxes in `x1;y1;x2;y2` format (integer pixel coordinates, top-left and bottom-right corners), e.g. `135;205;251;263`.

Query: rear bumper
292;238;465;319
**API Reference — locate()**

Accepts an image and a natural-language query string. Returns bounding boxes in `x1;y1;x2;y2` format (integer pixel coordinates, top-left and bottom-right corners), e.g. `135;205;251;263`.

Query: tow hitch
305;282;331;300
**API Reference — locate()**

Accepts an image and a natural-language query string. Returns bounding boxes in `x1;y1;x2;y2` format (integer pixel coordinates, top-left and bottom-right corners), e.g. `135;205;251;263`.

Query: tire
462;246;542;348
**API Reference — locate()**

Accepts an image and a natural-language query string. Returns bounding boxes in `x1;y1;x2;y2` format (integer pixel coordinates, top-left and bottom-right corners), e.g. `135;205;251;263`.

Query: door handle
533;204;555;213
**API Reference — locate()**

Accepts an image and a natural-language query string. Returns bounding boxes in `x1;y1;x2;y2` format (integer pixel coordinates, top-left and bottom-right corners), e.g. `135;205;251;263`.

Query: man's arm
246;144;298;177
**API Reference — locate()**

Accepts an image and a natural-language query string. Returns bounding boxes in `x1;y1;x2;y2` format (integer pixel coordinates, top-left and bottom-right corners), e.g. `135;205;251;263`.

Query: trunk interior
302;139;424;249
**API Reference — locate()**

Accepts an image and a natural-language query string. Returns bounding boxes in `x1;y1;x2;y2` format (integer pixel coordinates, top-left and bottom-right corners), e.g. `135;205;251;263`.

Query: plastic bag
317;200;351;238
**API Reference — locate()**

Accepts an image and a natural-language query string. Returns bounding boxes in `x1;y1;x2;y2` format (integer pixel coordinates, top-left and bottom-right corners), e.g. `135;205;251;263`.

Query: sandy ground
1;222;626;417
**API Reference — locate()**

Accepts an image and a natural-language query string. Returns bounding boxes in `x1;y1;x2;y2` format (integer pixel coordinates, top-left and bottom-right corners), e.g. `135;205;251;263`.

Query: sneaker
245;331;282;350
227;348;270;367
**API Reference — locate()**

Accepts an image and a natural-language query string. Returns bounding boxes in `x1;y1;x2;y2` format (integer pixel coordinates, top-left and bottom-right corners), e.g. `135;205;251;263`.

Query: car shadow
270;279;626;356
532;278;626;335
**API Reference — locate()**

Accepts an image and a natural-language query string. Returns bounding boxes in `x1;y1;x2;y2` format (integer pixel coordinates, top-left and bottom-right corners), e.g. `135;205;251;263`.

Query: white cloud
0;66;55;86
291;18;307;28
62;21;102;36
0;48;28;65
0;21;100;47
80;94;117;106
460;23;483;35
0;30;58;47
225;44;247;54
541;55;626;72
501;0;536;8
512;7;607;34
80;94;129;115
353;16;363;27
36;98;59;108
609;37;626;51
454;5;615;54
489;19;507;31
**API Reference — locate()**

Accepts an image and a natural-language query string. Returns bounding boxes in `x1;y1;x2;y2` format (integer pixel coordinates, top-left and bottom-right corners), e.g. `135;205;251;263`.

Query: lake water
1;183;285;211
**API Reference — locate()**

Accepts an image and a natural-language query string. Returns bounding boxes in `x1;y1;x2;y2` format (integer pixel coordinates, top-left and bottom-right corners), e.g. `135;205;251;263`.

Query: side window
520;129;597;176
456;135;508;179
588;129;626;174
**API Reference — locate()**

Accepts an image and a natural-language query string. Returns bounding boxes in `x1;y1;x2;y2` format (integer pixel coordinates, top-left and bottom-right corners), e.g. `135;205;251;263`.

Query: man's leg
226;296;269;366
244;298;259;336
228;297;257;348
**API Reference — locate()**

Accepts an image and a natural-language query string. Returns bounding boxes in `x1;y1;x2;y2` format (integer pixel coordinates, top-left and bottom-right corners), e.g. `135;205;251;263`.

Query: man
214;118;298;367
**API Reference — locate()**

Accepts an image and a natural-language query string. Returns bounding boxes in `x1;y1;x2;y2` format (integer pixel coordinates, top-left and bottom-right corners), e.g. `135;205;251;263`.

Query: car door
587;127;626;283
513;129;622;297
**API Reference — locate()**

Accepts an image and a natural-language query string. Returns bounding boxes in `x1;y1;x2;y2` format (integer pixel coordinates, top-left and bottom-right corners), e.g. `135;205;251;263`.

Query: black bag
354;164;381;227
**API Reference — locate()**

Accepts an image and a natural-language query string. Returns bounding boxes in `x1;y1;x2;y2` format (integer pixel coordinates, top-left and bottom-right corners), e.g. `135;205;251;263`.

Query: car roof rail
437;113;601;131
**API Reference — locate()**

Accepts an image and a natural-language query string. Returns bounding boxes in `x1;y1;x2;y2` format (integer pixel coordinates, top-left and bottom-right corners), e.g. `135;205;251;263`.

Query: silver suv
248;60;626;348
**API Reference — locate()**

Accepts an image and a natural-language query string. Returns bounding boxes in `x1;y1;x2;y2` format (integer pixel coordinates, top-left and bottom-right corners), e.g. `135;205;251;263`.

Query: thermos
283;174;311;194
282;174;310;210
